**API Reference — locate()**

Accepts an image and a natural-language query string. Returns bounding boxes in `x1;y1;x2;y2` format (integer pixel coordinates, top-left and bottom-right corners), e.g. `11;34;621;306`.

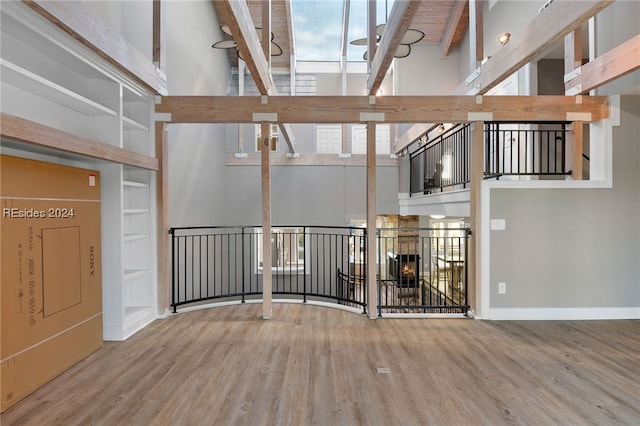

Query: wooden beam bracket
252;112;278;122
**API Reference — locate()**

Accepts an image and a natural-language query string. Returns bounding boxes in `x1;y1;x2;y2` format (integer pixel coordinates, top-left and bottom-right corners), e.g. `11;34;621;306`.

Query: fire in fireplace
388;253;420;288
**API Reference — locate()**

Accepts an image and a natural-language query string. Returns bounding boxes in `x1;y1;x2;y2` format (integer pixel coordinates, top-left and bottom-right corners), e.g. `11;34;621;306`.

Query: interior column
469;120;484;315
366;121;377;319
261;121;272;319
155;121;170;314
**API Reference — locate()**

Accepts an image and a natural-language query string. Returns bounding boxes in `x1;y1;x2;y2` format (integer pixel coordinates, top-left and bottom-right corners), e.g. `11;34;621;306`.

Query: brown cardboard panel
42;226;82;316
1;199;102;357
0;155;101;201
1;315;103;412
1;155;103;413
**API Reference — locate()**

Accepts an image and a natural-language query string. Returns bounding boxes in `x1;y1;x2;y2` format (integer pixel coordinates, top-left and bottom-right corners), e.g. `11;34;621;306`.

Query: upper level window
255;227;307;274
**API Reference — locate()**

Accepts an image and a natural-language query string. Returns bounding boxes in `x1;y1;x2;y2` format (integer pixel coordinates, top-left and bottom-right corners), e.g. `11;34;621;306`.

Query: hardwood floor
2;303;639;425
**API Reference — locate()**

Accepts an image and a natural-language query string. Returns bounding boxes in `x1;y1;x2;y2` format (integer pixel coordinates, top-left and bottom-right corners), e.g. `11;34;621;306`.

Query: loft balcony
400;122;580;217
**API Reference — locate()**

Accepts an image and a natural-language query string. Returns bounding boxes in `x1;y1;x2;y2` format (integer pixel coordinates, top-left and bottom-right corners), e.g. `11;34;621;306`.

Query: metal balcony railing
409;124;471;195
484;122;571;179
170;226;470;316
409;122;572;195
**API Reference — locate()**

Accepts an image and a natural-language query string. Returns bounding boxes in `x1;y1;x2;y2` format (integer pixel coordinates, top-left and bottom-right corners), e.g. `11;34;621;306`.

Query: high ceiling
212;0;469;69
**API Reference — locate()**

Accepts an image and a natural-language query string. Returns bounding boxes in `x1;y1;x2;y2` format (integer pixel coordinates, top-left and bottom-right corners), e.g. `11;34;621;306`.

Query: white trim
609;95;621;126
487;307;640;321
480;180;491;319
398;189;471;217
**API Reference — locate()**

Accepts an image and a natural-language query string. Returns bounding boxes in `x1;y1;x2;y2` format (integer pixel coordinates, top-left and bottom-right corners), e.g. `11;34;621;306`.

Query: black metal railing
170;226;470;316
375;227;469;315
409;124;471;195
409;122;572;195
484;122;571;179
170;226;367;313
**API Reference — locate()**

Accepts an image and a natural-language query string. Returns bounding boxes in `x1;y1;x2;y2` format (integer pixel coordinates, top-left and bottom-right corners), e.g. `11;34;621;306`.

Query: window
254;228;307;274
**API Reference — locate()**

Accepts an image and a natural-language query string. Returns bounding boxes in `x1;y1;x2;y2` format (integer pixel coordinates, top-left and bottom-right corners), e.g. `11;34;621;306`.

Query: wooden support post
156;122;170;314
571;122;584;180
366;122;377;319
564;29;583;76
261;121;272;319
468;121;484;315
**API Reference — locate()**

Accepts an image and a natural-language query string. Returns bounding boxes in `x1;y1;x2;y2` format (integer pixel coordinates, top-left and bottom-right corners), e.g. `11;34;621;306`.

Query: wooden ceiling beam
455;0;613;95
218;0;296;153
367;0;421;95
565;34;640;95
156;95;609;123
441;0;467;58
217;0;273;95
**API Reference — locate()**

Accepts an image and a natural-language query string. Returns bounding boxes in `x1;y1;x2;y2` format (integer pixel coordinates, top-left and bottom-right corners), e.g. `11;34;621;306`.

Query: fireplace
388;253;420;288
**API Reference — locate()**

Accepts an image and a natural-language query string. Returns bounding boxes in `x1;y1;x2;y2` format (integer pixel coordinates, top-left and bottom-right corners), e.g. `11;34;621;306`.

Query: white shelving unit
1;3;158;341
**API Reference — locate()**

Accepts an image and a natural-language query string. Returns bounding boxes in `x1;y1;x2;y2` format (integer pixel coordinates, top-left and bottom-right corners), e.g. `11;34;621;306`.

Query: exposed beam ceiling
367;0;421;95
217;0;274;94
441;0;468;57
156;95;609;123
456;0;614;95
213;0;470;69
217;0;296;153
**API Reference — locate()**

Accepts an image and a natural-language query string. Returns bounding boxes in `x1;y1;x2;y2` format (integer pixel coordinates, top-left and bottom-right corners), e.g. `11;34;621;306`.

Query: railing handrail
170;224;364;233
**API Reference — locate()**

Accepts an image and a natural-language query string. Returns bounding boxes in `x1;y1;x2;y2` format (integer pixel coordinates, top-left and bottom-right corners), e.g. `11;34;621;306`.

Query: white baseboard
487;307;640;320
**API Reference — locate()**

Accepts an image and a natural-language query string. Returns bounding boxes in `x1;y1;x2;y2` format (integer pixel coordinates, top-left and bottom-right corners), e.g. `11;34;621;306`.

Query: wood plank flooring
2;303;639;425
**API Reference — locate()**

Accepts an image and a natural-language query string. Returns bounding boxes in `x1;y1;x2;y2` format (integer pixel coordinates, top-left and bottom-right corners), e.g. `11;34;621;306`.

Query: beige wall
488;96;640;311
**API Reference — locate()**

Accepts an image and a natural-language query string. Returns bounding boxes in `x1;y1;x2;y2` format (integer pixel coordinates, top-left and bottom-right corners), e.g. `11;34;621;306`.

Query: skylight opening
292;0;395;64
291;0;344;62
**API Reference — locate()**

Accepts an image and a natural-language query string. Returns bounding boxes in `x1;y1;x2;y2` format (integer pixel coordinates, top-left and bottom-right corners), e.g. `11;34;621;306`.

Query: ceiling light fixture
437;124;446;134
351;24;424;60
498;32;511;46
212;25;283;60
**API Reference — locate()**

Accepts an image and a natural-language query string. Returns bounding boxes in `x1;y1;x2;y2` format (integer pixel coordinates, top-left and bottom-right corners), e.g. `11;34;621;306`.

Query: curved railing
170;225;469;316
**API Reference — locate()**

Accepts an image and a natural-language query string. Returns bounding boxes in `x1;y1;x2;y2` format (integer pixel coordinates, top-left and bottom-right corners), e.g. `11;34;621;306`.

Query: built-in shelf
123;180;149;188
124;269;149;278
1;3;157;342
1;59;117;117
123;208;149;214
123;116;147;131
123;234;148;242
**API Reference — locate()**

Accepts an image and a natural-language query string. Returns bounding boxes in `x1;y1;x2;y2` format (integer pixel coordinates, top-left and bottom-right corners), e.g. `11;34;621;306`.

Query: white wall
486;96;640;318
394;45;461;95
166;1;231;227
